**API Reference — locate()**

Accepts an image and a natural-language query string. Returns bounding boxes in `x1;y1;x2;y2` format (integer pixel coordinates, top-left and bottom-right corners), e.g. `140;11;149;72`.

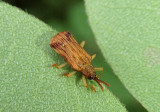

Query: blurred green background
3;0;147;112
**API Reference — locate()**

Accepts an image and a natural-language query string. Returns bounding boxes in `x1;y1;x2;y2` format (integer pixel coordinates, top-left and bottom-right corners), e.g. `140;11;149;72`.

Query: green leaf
85;0;160;112
0;2;127;112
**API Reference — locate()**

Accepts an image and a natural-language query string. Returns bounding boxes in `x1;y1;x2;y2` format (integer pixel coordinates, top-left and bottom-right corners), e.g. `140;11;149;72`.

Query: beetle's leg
80;41;96;60
94;67;103;78
80;41;85;48
62;71;77;77
91;54;96;60
51;62;67;69
82;75;96;92
51;63;58;67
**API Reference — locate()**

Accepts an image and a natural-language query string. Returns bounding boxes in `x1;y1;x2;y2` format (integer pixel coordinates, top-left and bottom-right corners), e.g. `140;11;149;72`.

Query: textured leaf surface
0;2;127;112
85;0;160;112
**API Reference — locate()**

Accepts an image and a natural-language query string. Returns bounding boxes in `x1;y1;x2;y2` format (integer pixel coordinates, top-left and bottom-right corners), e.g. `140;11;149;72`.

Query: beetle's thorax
81;63;96;79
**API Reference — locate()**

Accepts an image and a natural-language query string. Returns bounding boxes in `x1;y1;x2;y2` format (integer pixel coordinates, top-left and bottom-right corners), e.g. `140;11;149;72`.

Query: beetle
50;31;110;92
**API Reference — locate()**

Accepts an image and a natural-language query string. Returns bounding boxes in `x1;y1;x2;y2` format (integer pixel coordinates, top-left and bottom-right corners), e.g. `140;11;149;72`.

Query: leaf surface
0;2;126;112
85;0;160;112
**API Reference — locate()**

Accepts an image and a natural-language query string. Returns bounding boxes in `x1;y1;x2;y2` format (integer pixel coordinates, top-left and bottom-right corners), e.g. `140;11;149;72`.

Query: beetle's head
88;73;96;80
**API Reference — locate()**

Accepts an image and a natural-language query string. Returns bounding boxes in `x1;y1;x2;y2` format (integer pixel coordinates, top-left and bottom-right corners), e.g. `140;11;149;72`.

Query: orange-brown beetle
50;31;110;92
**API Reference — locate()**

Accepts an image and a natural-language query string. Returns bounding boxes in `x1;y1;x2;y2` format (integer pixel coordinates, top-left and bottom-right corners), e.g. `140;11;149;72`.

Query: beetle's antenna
94;78;110;91
94;78;104;91
97;78;110;87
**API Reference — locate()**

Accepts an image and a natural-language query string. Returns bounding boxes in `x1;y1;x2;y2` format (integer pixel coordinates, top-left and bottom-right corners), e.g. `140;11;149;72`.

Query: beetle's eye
88;76;93;80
